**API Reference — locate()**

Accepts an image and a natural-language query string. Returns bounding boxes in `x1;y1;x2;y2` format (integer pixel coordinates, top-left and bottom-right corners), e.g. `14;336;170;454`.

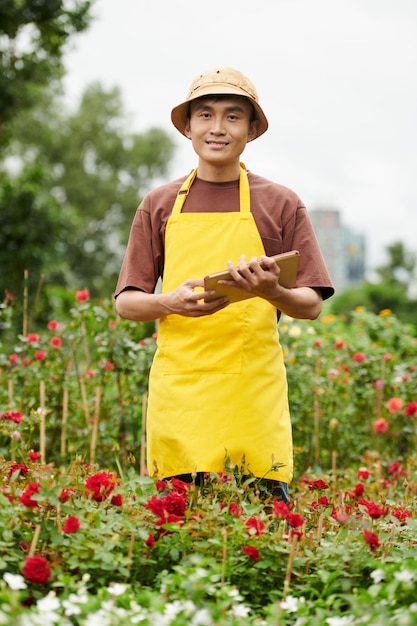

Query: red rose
242;545;260;561
9;463;29;476
27;334;39;344
352;352;366;363
308;479;329;490
59;487;75;503
34;350;46;361
170;477;191;494
386;397;403;414
22;555;51;584
2;411;23;423
272;500;290;520
286;512;305;528
85;471;119;501
229;502;243;516
387;461;402;474
19;482;41;508
62;515;81;534
405;401;417;417
357;499;386;519
50;336;62;348
391;508;410;523
352;483;365;498
373;418;389;433
363;529;380;552
75;289;90;301
245;516;265;536
28;451;41;461
111;493;123;506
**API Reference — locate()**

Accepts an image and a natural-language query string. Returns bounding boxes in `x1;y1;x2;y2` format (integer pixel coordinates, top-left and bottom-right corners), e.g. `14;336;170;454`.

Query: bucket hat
171;67;268;139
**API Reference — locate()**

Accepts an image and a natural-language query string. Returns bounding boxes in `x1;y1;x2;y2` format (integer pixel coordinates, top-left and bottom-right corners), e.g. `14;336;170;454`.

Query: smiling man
114;67;334;501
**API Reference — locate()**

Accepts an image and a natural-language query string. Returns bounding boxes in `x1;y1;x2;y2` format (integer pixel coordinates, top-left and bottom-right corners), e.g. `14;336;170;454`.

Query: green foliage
0;0;93;143
330;241;417;327
0;461;417;624
1;300;417;623
0;165;80;308
0;82;176;308
279;307;417;474
0;293;156;468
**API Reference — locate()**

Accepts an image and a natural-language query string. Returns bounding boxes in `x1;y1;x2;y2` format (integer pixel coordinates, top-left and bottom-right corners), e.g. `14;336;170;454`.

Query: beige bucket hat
171;67;268;139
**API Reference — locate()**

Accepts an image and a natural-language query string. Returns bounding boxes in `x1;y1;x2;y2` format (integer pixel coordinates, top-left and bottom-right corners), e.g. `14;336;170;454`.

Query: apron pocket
158;306;245;374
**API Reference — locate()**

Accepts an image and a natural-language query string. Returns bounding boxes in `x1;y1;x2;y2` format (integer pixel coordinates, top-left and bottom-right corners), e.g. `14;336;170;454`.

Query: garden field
0;293;416;625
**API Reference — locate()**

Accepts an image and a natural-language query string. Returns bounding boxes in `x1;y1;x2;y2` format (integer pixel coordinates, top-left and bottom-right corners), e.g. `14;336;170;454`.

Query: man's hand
224;254;284;300
166;279;229;317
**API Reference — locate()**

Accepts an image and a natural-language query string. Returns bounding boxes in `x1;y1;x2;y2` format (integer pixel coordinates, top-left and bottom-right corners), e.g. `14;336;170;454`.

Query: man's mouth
206;141;228;147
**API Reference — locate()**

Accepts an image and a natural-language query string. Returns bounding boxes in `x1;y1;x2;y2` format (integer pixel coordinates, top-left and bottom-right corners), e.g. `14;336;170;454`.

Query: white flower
62;598;82;616
3;572;27;590
190;607;213;626
288;325;302;338
85;611;111;626
107;582;127;596
325;616;356;626
280;595;299;613
227;588;242;600
164;599;195;619
193;567;209;579
370;568;386;584
36;591;60;612
231;603;251;617
394;569;415;583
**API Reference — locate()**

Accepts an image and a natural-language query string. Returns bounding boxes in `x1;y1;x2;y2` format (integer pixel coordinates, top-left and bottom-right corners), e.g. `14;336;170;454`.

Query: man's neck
196;160;241;182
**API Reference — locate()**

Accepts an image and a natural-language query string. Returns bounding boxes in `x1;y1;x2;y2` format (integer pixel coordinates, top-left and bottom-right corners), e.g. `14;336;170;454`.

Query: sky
64;0;417;274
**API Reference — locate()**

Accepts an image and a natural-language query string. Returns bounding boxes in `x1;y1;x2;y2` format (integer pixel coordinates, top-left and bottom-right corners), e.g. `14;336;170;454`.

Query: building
309;208;366;292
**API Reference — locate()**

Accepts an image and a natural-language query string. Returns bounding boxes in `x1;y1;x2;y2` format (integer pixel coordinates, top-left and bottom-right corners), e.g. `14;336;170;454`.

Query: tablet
204;250;300;303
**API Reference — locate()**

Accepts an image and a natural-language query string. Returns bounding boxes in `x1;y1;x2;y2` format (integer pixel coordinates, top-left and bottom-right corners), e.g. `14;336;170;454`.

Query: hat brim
171;85;268;139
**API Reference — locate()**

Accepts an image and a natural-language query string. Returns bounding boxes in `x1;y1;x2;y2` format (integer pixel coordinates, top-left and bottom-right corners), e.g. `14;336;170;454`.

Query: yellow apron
147;165;293;483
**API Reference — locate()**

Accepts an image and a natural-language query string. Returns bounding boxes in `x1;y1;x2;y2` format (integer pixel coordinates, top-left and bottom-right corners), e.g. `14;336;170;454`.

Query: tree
374;241;416;292
0;82;176;319
330;241;417;330
0;0;93;145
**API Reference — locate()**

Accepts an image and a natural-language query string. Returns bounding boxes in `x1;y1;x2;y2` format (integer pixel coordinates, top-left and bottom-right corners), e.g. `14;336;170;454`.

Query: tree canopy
330;241;417;329
0;83;175;316
0;0;93;143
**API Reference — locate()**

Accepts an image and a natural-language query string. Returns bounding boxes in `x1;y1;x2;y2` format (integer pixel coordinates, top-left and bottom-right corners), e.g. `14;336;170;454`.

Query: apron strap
171;163;250;216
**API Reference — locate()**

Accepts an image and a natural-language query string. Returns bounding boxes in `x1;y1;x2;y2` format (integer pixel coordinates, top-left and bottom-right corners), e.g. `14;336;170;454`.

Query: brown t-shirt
115;171;334;300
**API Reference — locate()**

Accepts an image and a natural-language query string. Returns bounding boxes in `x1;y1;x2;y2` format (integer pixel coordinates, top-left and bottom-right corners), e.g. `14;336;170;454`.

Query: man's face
184;96;258;169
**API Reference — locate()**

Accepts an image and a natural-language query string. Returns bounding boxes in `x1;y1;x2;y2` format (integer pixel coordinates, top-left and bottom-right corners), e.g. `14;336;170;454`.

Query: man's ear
184;119;192;139
247;120;259;143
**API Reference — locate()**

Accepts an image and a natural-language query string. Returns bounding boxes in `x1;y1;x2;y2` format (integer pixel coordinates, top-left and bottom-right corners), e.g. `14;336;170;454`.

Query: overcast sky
64;0;417;273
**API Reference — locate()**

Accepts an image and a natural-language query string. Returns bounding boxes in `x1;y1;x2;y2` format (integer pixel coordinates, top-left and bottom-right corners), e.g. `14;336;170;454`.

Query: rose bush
0;293;417;624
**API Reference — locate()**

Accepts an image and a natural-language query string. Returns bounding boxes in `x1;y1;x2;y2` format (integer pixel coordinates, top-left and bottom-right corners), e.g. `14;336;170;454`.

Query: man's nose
210;116;225;134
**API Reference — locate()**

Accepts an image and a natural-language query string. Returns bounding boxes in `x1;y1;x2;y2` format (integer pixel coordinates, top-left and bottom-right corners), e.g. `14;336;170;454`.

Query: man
115;67;334;499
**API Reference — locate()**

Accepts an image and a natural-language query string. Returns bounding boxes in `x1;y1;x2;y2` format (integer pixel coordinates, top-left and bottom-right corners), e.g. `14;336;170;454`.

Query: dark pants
167;473;290;503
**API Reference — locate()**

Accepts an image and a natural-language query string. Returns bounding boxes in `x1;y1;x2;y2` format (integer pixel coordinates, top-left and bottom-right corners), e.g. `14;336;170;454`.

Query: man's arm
115;280;229;322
